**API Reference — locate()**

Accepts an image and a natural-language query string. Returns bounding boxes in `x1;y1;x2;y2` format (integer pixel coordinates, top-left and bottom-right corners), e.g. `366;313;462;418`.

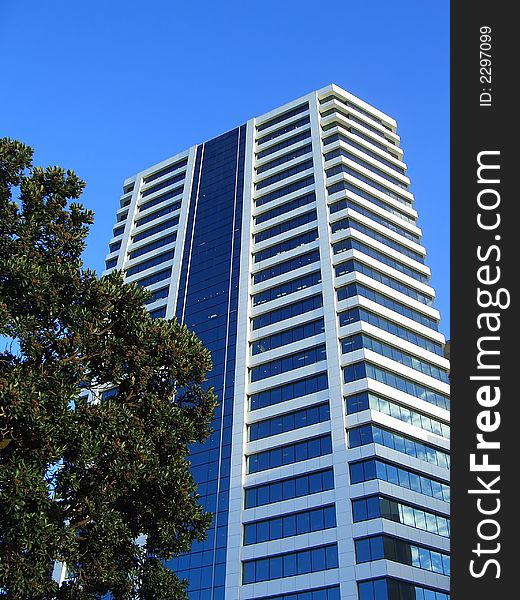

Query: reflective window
253;249;320;284
338;307;443;356
355;535;450;576
256;116;310;146
252;271;321;307
141;171;185;198
109;240;122;253
131;217;179;243
249;402;330;441
143;157;188;184
251;294;322;330
149;305;166;319
249;372;328;411
125;250;174;277
329;196;418;242
128;233;177;260
251;318;324;355
250;344;326;382
326;163;410;206
256;143;312;175
330;217;424;263
333;237;427;283
248;434;332;474
144;286;170;305
341;334;449;383
250;585;341;600
344;362;450;411
253;229;318;263
256;159;313;191
255;176;314;208
112;224;125;237
254;192;315;225
242;544;338;583
134;203;180;228
133;267;171;288
256;103;309;132
348;424;450;469
346;391;449;438
138;191;182;213
254;210;317;243
335;259;433;305
337;283;437;329
322;131;405;174
256;130;312;160
358;578;450;600
327;179;414;224
244;467;334;508
352;495;450;537
325;148;408;189
244;505;336;544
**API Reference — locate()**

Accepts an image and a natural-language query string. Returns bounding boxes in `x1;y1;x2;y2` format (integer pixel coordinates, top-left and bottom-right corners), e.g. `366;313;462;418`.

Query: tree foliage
0;138;217;599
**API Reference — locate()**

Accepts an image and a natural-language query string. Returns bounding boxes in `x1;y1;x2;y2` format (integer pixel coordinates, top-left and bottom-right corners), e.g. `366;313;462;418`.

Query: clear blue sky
1;0;450;337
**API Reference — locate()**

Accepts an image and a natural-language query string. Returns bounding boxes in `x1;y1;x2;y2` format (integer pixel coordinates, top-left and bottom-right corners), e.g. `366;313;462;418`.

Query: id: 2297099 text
480;26;492;107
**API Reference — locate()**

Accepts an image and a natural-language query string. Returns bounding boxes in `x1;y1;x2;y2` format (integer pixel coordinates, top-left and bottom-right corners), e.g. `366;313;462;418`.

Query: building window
337;283;437;329
131;217;179;243
253;249;320;284
256;116;311;146
331;216;423;262
352;495;450;537
348;424;450;470
355;535;450;576
253;229;318;264
338;307;443;356
254;210;317;243
343;361;449;411
255;176;315;208
327;177;412;222
249;402;330;441
247;434;332;474
358;578;450;600
256;103;309;132
244;504;336;545
141;172;185;198
249;372;328;411
329;196;419;241
346;391;450;438
256;130;312;160
256;143;312;175
335;259;432;305
256;159;314;191
251;294;322;331
252;271;322;307
244;467;334;509
134;204;180;228
349;458;450;503
251;318;324;355
143;157;188;184
242;543;338;584
341;334;449;383
125;250;174;277
254;192;315;225
250;344;326;382
128;233;177;260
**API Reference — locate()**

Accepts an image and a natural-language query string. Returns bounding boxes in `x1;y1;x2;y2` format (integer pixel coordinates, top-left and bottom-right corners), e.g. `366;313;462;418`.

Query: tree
0;139;217;599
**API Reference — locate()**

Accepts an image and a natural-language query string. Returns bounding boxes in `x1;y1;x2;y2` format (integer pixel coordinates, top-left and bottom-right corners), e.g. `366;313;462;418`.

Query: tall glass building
104;84;450;600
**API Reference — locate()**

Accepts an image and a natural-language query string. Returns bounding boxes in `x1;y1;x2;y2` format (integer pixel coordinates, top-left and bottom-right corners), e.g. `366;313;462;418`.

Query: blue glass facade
168;126;246;599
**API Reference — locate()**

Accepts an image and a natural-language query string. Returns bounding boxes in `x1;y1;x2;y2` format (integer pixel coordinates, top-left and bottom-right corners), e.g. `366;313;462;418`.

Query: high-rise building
104;84;450;600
